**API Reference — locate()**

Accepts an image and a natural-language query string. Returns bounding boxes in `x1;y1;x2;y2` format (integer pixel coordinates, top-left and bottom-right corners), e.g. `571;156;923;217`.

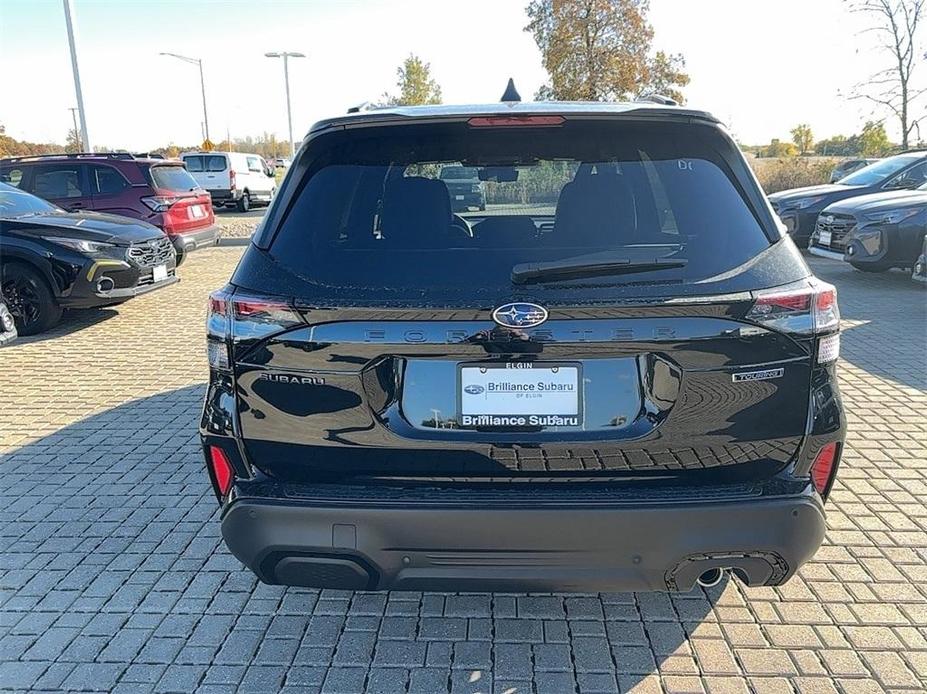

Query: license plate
152;264;168;282
188;204;205;219
455;195;465;200
458;363;582;428
818;230;832;247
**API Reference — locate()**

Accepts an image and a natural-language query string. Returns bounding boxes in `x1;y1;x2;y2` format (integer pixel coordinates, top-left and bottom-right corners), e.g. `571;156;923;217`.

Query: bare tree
851;0;925;149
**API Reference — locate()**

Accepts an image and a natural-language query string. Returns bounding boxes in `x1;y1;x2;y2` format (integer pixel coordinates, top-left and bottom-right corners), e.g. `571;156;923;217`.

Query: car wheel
238;192;251;213
0;263;63;335
850;261;892;273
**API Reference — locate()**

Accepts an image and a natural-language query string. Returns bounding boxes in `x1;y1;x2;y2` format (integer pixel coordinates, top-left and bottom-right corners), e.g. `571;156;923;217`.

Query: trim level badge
732;368;784;383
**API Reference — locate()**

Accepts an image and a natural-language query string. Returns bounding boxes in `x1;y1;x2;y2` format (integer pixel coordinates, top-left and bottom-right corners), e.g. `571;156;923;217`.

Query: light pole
62;0;91;152
160;52;210;143
68;107;81;150
265;51;305;159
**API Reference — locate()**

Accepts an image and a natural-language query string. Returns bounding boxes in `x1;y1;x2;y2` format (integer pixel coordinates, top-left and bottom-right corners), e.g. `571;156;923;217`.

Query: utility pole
62;0;91;152
68;107;81;150
265;51;306;159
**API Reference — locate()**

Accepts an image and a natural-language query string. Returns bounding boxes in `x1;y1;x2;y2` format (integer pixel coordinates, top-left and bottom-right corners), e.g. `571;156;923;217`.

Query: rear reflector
467;115;565;127
208;446;234;497
817;333;840;363
811;442;838;495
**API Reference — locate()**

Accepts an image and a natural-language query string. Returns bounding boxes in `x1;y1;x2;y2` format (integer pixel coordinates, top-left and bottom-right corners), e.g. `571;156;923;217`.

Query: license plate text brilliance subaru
200;95;844;593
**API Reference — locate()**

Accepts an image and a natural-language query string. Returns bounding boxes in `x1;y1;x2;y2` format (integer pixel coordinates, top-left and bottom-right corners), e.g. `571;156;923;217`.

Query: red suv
0;153;219;261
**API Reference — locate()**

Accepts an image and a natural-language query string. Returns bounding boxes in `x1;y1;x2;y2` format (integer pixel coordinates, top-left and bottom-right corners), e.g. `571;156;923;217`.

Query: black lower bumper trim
221;487;825;593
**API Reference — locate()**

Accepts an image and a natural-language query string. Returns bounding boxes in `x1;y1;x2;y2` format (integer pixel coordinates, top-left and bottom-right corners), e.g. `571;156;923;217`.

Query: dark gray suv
200;100;845;593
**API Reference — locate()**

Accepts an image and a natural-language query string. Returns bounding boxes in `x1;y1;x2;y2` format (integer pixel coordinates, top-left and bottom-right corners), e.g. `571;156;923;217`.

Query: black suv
768;151;927;247
201;100;845;593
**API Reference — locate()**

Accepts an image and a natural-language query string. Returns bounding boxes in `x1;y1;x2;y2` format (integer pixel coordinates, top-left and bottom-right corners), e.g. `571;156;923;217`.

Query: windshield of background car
839;154;923;186
150;165;199;192
0;182;60;217
267;119;774;298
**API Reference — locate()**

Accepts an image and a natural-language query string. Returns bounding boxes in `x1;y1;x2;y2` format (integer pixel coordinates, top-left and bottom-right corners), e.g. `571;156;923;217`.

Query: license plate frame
457;362;583;428
188;204;205;219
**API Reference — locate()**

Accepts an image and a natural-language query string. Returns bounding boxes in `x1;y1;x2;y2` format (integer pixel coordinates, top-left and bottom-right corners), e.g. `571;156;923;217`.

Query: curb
217;237;251;247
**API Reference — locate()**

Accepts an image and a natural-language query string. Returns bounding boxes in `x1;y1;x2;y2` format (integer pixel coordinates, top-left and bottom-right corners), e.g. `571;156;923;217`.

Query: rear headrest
380;176;452;246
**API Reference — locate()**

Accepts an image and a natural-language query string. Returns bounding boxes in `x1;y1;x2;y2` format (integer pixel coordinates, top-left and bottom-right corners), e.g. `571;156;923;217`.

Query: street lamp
159;52;210;143
265;51;306;159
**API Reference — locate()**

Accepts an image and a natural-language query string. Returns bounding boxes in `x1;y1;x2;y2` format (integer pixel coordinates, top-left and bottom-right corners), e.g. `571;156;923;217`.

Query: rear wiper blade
511;255;687;285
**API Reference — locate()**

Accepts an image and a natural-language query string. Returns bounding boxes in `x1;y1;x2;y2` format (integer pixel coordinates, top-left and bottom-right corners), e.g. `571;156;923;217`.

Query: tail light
206;288;303;371
746;281;840;363
207;445;234;498
141;195;180;212
811;442;839;497
229;169;237;191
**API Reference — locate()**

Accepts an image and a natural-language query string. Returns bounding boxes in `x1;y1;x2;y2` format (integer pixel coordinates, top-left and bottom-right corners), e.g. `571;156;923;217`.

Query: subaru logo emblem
492;302;549;329
464;385;485;395
822;215;834;224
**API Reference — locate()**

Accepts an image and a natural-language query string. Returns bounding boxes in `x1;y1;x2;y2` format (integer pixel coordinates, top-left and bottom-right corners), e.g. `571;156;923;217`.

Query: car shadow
0;384;723;693
7;306;119;345
807;256;926;392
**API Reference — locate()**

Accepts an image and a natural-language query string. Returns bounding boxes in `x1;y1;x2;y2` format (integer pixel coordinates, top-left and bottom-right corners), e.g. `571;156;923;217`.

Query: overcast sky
0;0;916;150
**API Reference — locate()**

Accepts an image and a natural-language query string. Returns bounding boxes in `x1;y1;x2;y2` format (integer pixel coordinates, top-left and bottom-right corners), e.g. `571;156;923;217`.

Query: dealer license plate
153;264;168;282
458;363;582;428
818;230;832;247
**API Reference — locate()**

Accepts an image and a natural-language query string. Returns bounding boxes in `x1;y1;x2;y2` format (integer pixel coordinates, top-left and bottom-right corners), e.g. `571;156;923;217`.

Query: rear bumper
171;224;220;252
220;482;826;593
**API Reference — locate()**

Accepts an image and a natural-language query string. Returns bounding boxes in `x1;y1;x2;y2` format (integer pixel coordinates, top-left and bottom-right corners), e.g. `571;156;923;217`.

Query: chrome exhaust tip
696;567;725;588
97;276;115;293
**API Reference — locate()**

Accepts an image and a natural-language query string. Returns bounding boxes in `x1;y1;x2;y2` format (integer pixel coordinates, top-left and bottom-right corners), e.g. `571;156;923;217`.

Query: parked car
829;158;879;183
274;157;291;168
0;153;218;261
768;151;927;247
913;235;927;284
0;290;16;346
439;165;486;211
200;99;845;594
181;151;276;212
0;182;177;335
809;182;927;272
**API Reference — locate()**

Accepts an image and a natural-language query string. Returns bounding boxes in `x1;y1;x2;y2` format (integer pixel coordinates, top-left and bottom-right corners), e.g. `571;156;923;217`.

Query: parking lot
0;248;924;694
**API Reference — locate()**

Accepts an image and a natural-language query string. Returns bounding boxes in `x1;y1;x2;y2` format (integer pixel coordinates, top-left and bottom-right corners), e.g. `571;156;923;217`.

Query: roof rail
0;151;136;164
635;93;679;107
347;101;375;114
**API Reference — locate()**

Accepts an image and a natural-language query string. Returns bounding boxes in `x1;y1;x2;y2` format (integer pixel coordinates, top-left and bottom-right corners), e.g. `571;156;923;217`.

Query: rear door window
184;155;205;172
89;165;129;195
267;120;774;300
29;164;87;200
206;156;227;172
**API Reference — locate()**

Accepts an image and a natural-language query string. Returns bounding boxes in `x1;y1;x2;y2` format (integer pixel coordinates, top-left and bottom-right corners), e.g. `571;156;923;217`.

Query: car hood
823;189;927;215
3;210;164;245
767;183;861;203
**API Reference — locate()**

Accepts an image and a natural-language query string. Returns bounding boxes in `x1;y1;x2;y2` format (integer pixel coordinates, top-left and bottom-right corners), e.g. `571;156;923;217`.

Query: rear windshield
150;165;199;192
268;120;773;296
183;155;226;172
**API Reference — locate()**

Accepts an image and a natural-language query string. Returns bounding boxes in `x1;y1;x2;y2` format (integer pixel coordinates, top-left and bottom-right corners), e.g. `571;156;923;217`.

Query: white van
181;152;276;212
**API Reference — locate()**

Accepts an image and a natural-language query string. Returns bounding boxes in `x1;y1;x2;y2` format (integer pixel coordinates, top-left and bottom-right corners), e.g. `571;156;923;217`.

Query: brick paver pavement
0;247;924;693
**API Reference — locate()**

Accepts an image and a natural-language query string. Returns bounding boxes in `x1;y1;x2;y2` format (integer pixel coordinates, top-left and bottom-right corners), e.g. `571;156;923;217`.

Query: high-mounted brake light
467;115;566;128
811;442;838;496
208;446;234;498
